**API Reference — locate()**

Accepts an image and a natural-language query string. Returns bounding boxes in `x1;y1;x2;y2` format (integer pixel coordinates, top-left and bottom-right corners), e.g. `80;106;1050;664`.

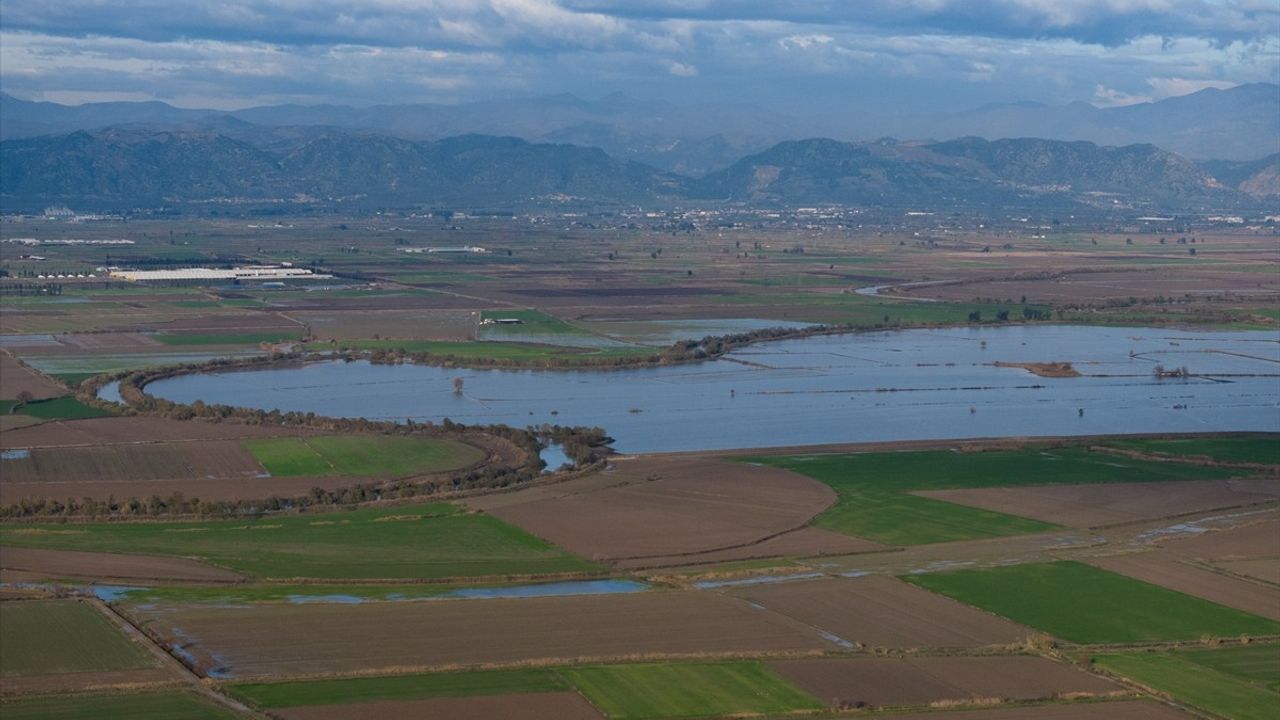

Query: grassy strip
1096;651;1278;720
0;691;239;720
0;502;599;581
749;447;1235;545
561;662;822;719
904;561;1280;644
0;600;156;677
244;435;484;478
1106;436;1280;465
230;668;567;708
0;396;114;420
154;332;302;346
1181;643;1280;691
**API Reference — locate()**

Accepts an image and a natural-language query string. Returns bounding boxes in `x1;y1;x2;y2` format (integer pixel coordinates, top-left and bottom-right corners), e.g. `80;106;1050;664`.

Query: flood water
148;325;1280;453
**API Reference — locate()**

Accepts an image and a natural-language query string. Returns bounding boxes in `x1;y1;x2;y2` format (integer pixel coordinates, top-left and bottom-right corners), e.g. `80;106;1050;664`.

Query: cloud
0;1;1274;111
666;60;697;76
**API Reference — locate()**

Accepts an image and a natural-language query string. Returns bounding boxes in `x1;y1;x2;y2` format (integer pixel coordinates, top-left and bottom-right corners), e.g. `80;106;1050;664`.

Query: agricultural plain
2;216;1278;719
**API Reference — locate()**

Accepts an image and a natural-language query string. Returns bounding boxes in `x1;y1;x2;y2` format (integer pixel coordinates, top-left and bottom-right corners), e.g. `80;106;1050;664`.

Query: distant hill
4;83;1275;173
0;128;689;210
0;126;1264;212
1200;153;1280;198
922;84;1280;162
694;137;1242;209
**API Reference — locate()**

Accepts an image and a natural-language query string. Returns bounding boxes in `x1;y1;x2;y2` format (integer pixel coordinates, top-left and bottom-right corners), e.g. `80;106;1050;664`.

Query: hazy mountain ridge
3;83;1276;173
0;125;1269;212
0;127;691;209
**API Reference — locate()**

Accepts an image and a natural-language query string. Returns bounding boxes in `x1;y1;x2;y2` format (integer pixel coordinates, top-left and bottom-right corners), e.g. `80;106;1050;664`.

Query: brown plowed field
734;576;1032;649
0;667;177;695
1086;552;1280;620
0;473;377;505
131;592;836;679
54;332;165;352
768;656;1121;709
0;547;244;583
0;352;66;400
862;699;1190;720
1213;558;1280;584
2;441;265;485
615;527;883;570
274;693;604;720
481;457;850;562
293;310;479;342
1160;518;1280;559
0;417;318;449
125;313;302;333
915;480;1280;529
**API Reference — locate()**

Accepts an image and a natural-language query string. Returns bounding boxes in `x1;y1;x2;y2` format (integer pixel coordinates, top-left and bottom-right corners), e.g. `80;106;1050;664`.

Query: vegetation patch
0;502;599;580
560;662;821;719
231;668;567;708
0;600;155;677
0;396;114;420
904;561;1280;644
0;691;239;720
480;308;584;335
1096;647;1279;720
244;435;484;477
749;448;1235;545
1106;435;1280;465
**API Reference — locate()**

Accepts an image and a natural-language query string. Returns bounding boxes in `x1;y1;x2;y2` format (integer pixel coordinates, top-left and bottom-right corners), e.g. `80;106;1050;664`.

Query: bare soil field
478;456;866;563
615;527;881;570
0;547;244;583
2;441;265;485
733;576;1032;649
915;479;1280;528
1212;558;1280;584
54;332;165;352
768;656;1121;709
122;313;303;334
131;592;836;679
1159;518;1280;559
0;471;379;505
1086;551;1280;620
867;699;1191;720
0;417;319;449
293;310;478;341
0;353;66;400
0;667;177;695
274;693;603;720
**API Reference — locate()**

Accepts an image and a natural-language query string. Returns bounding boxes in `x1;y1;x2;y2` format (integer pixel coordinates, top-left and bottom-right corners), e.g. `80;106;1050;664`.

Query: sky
0;0;1277;111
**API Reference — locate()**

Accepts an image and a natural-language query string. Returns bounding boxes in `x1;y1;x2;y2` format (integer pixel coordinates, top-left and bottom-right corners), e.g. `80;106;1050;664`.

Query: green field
480;308;583;335
0;691;239;720
749;448;1236;545
231;668;567;708
314;337;652;361
904;561;1280;644
1097;648;1279;720
0;396;114;420
0;502;598;580
1107;436;1280;465
0;600;155;677
560;662;821;719
244;435;484;477
154;331;302;346
1181;643;1280;691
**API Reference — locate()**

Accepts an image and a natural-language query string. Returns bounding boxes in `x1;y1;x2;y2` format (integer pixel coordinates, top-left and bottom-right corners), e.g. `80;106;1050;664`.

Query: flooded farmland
148;325;1280;453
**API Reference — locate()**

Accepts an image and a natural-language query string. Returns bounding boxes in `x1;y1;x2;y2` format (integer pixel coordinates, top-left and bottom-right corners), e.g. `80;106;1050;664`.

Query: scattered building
399;246;488;254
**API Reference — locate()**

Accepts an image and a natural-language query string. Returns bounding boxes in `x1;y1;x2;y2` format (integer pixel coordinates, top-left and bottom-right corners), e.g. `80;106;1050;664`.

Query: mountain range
3;123;1274;213
3;83;1277;176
